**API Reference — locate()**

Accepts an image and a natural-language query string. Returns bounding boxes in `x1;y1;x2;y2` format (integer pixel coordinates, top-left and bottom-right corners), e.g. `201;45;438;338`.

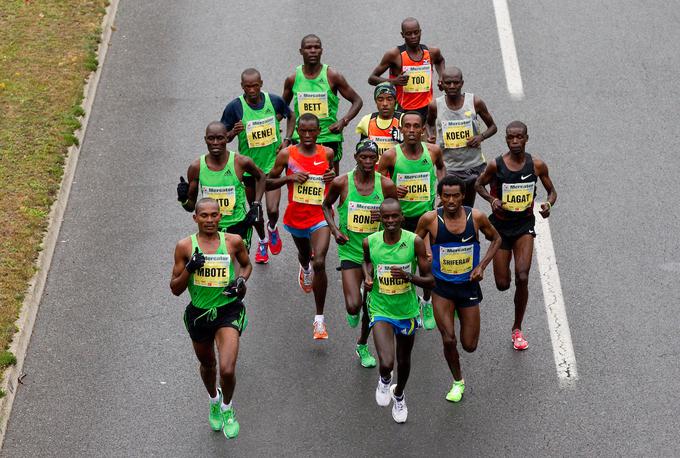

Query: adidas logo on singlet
421;158;428;164
399;241;407;249
265;108;273;114
224;169;232;176
373;194;381;200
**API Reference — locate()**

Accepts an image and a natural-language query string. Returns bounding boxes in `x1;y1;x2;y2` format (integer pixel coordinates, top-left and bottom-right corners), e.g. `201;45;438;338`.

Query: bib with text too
439;245;473;275
396;172;431;202
193;254;231;288
377;263;412;295
246;116;277;148
202;186;236;216
297;92;329;118
442;118;474;149
347;202;381;233
403;64;431;94
502;182;535;212
293;174;325;205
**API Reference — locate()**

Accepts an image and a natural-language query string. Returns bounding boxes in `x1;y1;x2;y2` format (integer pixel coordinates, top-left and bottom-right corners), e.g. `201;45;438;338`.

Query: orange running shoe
512;329;529;351
313;320;328;340
298;264;313;293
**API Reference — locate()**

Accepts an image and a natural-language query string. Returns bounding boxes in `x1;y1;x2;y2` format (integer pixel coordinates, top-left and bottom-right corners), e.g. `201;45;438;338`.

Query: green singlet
199;153;247;230
187;232;236;310
392;143;436;218
237;92;281;175
292;64;341;143
337;171;384;264
367;229;419;320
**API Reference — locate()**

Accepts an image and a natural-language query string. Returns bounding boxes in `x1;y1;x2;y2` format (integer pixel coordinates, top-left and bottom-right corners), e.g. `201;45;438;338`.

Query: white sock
268;223;278;231
259;236;269;244
303;264;312;274
209;392;220;404
314;314;324;323
221;401;232;412
421;296;431;304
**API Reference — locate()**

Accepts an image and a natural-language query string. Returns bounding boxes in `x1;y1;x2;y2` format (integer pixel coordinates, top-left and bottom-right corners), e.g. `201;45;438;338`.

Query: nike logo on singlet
313;160;325;166
462;236;473;242
521;174;533;180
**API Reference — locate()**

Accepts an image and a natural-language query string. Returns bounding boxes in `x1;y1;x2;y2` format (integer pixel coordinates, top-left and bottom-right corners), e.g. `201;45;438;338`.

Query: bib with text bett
193;254;231;288
403;64;432;94
502;182;535;212
297;92;329;118
442;118;474;149
377;263;412;295
439;245;473;275
246;116;277;148
347;201;380;233
293;174;325;205
202;186;236;216
396;172;431;202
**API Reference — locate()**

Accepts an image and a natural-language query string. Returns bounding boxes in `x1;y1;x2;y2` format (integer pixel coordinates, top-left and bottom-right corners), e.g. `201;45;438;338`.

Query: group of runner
170;17;558;436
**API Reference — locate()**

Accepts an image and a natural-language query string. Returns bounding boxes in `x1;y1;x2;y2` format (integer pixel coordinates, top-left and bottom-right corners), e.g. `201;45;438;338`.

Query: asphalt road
4;0;680;456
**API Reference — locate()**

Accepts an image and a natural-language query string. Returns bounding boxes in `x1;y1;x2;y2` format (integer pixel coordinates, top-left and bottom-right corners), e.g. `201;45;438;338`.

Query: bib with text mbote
193;254;231;288
297;92;329;118
293;174;325;205
202;186;236;216
246;116;277;148
502;182;535;212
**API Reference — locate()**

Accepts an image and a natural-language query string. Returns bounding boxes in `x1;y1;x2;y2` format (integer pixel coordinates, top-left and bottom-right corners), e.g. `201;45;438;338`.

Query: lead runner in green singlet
170;198;253;440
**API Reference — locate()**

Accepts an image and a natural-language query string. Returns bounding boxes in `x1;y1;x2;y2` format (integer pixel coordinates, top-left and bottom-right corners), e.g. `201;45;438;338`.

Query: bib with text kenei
403;64;432;94
202;186;236;216
246;116;277;148
193;254;231;288
442;118;474;149
297;92;329;118
293;174;325;205
502;182;535;212
439;245;473;275
377;263;412;295
396;172;431;202
347;202;380;233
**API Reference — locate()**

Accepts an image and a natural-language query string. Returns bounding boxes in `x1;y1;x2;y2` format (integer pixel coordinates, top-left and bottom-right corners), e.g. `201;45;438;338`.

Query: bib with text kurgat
403;64;431;94
293;174;325;205
442;118;474;149
377;263;412;295
193;254;231;288
297;92;329;118
439;245;473;275
396;172;431;202
347;201;380;233
202;186;236;216
246;116;277;148
502;182;535;212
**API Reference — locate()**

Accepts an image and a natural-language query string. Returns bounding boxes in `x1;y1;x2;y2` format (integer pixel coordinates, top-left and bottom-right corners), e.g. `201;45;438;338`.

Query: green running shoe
222;406;240;439
421;299;436;330
355;344;376;368
346;313;360;328
209;388;223;431
446;380;465;403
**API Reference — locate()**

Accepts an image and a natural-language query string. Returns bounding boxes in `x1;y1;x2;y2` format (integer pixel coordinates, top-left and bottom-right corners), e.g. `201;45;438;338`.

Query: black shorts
183;301;248;343
432;281;482;308
319;141;343;162
242;175;256;189
489;214;536;250
222;218;253;251
402;215;422;232
340;260;362;270
447;163;486;185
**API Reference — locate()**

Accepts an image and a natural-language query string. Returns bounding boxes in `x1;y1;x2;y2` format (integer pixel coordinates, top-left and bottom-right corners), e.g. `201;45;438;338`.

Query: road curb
0;0;121;449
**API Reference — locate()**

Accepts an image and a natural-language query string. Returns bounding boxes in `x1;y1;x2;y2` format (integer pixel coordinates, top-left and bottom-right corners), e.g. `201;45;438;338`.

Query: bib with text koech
439;245;473;275
293;174;325;205
297;92;329;118
347;201;380;233
193;254;231;287
403;64;431;94
246;116;277;148
202;186;236;216
502;182;535;212
377;263;412;295
442;118;474;149
396;172;430;202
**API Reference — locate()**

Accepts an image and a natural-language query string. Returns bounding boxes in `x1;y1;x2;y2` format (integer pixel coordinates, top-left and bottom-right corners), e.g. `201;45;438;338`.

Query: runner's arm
328;69;363;133
170;239;191;296
368;49;398;86
425;99;438;143
467;96;497;148
412;235;435;289
414;210;434;240
535;158;557;218
182;159;200;212
282;74;295;106
377;147;396;177
322;177;347;243
232;235;253;282
430;144;446;181
265;148;291;190
362;238;374;291
240;155;266;202
380;176;398;199
474;209;502;272
474;159;499;209
430;47;446;85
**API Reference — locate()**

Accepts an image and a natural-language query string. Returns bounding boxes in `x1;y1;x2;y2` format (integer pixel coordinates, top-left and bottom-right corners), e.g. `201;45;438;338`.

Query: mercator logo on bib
377;263;412;295
246;116;277;148
403;64;431;94
297;92;329;118
370;135;397;155
442;119;473;149
396;172;431;202
347;201;380;233
502;182;535;212
439;245;473;275
202;186;236;216
293;174;325;205
193;254;231;287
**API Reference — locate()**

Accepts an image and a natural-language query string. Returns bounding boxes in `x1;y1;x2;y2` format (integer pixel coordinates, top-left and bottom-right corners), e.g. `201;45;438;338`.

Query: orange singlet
390;44;433;111
283;145;329;229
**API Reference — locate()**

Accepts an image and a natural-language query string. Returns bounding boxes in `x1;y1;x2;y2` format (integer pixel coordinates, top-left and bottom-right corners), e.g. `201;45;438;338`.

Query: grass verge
0;0;109;378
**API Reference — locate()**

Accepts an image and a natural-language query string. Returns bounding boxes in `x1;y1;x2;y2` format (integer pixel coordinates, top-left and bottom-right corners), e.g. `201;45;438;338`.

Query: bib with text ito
202;186;236;216
396;172;431;202
502;182;535;212
439;245;473;275
403;64;432;94
246;116;277;148
377;263;412;295
442;119;474;149
193;254;231;288
347;202;380;233
297;92;329;118
293;174;325;205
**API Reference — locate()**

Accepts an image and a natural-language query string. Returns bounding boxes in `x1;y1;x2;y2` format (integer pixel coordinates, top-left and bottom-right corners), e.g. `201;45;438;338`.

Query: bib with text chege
347;201;380;233
293;174;325;205
377;263;412;295
439;245;473;275
502;182;535;212
297;92;329;118
396;172;431;202
246;116;277;148
442;118;474;149
193;254;231;288
202;186;236;216
403;64;431;94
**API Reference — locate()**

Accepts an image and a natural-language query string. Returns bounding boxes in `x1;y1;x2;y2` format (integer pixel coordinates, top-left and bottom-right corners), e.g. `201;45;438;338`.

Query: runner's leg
310;226;331;315
511;234;534;330
394;332;416;397
432;292;461;379
215;327;240;403
191;339;218;398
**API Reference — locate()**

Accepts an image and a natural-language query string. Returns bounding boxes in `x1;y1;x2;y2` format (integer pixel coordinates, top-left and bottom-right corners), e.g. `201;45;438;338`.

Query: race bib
370;135;397;156
202;186;236;216
502;182;535;212
377;263;412;295
396;172;431;202
442;119;474;149
403;64;431;94
297;92;329;118
293;174;325;205
347;201;380;233
246;116;277;148
193;254;231;287
439;245;474;275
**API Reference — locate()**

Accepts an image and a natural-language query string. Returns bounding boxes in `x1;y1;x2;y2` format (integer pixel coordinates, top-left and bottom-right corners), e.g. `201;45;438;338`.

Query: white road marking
492;0;525;100
534;207;578;387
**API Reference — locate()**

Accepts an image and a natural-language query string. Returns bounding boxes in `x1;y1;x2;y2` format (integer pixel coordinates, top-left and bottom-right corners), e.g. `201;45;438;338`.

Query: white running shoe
390;385;408;423
375;378;391;407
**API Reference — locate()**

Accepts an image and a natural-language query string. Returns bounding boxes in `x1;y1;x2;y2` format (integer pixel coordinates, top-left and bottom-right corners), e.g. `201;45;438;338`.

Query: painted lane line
534;207;578;387
492;0;525;100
